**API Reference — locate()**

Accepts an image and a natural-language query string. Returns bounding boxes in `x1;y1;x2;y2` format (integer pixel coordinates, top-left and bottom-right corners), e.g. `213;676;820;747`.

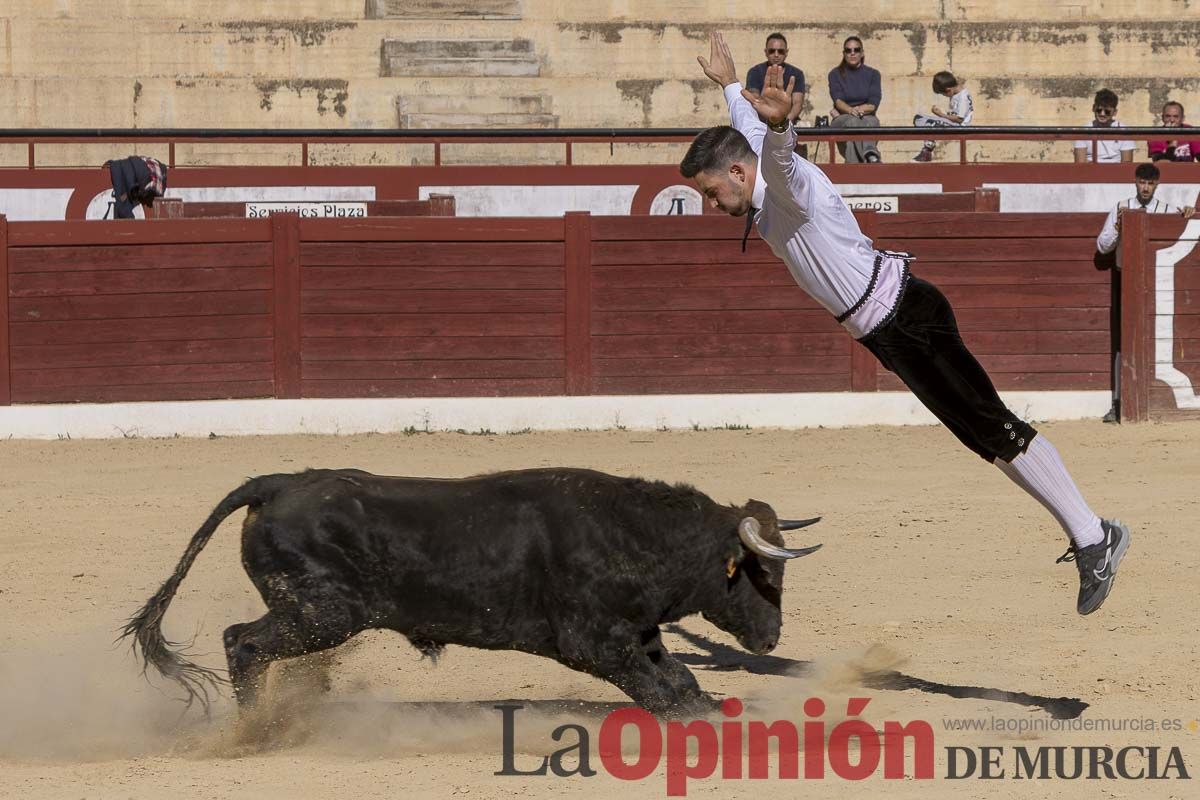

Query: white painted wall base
0;391;1112;440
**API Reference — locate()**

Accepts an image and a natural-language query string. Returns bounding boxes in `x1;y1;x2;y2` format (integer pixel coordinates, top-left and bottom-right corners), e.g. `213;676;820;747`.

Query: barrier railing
0;127;1194;167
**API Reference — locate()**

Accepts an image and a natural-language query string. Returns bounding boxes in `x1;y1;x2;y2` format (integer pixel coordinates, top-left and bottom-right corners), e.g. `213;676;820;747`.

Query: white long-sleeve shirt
724;83;906;338
1096;195;1178;267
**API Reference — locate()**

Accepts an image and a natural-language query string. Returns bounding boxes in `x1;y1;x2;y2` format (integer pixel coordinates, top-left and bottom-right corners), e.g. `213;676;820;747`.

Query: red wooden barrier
0;216;9;405
871;213;1110;392
272;213;302;399
974;187;1001;212
1146;213;1200;421
564;211;593;395
589;214;847;395
297;217;566;398
6;219;274;403
1119;210;1149;422
1;210;1140;408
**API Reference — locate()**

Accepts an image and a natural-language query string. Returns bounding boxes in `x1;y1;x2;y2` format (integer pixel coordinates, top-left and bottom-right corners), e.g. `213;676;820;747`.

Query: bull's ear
743;499;775;519
726;556;738;579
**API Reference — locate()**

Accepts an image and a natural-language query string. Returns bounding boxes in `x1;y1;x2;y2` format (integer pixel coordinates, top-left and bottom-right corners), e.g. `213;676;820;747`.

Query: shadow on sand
664;623;1088;720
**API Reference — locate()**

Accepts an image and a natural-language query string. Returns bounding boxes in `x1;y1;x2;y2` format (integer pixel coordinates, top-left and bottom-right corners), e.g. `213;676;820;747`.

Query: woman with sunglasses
827;36;882;163
1073;89;1135;163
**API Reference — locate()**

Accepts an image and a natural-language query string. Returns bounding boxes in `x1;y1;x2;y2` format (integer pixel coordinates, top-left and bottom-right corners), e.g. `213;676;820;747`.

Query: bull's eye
726;556;738;579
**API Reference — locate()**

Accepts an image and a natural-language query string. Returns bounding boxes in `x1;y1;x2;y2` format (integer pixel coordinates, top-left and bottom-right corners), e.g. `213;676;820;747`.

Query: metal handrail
0;126;1191;168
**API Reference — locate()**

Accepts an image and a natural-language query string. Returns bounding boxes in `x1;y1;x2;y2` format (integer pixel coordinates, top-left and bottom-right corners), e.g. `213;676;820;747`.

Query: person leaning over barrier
687;31;1131;616
103;155;168;219
1094;162;1196;423
1096;162;1197;265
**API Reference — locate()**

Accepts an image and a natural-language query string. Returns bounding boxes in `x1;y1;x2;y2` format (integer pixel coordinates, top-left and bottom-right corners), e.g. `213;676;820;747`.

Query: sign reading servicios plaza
245;202;368;218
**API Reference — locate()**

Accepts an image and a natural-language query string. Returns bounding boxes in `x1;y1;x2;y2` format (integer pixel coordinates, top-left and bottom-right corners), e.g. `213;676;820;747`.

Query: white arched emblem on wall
1155;218;1200;409
650;185;703;215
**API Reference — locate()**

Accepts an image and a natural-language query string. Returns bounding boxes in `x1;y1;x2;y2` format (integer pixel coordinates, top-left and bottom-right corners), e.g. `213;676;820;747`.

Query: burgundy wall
0;211;1128;407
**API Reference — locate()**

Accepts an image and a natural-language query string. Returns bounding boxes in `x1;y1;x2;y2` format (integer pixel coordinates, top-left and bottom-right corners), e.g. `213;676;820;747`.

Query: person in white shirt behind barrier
683;31;1130;616
1093;162;1196;423
1074;89;1135;164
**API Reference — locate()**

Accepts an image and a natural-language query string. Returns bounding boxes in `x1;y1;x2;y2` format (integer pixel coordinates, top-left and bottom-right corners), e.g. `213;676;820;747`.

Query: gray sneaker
1057;520;1131;615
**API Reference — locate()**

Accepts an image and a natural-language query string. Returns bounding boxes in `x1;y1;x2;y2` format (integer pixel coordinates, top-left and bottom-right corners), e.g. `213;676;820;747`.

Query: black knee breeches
859;276;1037;462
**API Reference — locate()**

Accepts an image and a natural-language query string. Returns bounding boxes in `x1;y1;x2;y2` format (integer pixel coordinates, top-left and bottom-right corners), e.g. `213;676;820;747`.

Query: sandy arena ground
1;420;1197;799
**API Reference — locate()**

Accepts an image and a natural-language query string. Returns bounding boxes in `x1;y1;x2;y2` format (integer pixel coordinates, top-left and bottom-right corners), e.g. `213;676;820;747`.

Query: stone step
386;58;542;78
366;0;522;19
383;38;535;58
399;112;560;129
4;1;366;20
382;39;541;77
397;95;551;115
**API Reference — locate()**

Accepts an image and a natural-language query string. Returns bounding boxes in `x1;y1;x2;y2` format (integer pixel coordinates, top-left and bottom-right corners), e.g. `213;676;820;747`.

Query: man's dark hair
932;71;958;95
1163;100;1185;116
679;126;755;178
765;32;787;48
1135;162;1160;181
1094;88;1119;108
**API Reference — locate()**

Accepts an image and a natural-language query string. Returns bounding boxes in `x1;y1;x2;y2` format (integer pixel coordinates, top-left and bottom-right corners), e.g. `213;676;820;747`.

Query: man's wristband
767;119;790;133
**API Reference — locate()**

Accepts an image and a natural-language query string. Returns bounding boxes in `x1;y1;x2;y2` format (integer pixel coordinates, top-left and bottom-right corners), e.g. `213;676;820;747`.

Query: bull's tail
119;473;294;712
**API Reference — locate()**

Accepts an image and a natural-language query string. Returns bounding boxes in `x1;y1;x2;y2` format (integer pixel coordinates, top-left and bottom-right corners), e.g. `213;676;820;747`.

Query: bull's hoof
407;636;446;663
646;692;720;720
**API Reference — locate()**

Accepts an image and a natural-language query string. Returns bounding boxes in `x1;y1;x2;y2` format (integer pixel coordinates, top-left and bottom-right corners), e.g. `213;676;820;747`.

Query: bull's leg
641;630;712;707
556;622;703;717
223;609;358;710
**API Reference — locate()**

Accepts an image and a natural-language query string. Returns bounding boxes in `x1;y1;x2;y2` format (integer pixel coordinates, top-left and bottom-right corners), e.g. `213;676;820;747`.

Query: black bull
122;467;821;716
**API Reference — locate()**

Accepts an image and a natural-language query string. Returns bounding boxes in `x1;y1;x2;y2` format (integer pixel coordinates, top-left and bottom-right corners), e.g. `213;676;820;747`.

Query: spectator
104;155;168;219
744;32;805;127
1096;162;1196;263
1094;162;1196;422
827;35;882;163
1148;101;1200;162
911;71;974;162
1073;89;1135;163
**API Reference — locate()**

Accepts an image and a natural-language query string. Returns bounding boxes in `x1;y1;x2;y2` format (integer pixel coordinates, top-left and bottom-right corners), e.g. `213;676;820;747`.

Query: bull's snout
740;634;779;655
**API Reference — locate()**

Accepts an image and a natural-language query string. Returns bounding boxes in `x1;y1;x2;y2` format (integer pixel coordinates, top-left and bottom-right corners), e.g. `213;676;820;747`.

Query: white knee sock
994;434;1104;548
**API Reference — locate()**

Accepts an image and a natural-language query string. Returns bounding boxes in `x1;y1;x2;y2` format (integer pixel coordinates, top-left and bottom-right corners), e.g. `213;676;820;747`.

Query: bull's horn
778;516;821;531
738;517;822;560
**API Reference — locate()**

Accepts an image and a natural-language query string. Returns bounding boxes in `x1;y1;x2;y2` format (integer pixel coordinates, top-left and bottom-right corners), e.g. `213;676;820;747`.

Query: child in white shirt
912;71;973;162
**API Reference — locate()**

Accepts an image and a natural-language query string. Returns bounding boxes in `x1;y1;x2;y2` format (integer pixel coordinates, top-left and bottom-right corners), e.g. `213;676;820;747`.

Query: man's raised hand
741;64;794;127
697;31;738;87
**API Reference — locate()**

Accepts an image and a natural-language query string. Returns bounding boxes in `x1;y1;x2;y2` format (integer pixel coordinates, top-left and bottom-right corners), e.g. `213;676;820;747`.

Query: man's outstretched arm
740;64;805;201
698;32;766;154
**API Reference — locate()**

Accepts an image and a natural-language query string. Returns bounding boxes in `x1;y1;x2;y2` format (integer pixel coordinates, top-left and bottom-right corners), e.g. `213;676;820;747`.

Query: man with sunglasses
686;32;1131;616
744;32;805;128
1074;89;1135;163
